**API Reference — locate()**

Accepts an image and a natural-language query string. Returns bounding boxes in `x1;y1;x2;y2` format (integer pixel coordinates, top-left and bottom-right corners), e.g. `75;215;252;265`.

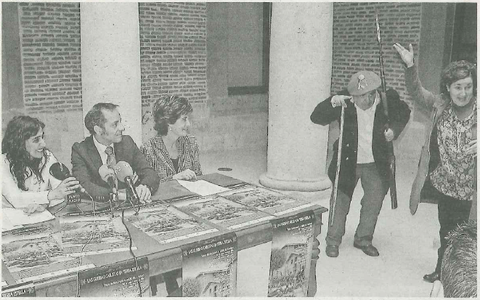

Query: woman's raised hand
173;169;197;181
48;177;80;200
393;43;415;68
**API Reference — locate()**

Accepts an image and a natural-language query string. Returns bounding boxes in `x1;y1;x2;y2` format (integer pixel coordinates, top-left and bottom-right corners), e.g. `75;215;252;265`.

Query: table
2;173;327;297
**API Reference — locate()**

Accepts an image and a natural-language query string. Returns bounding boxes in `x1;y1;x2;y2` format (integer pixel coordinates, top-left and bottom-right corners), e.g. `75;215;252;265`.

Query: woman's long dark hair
2;116;48;190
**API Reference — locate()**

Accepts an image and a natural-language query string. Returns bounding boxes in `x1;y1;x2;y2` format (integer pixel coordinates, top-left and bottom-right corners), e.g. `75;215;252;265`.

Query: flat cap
347;71;381;96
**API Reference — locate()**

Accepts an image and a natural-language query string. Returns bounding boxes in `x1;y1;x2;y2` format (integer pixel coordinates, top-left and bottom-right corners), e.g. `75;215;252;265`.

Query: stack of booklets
173;195;275;230
58;215;134;256
2;209;95;284
2;208;137;285
123;203;220;248
219;186;319;217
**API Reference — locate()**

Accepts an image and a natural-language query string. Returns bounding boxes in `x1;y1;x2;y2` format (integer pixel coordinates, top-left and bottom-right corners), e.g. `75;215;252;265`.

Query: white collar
93;135;114;155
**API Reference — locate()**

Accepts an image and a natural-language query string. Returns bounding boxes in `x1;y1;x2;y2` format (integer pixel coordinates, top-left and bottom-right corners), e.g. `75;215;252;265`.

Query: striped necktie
105;146;116;167
105;146;118;188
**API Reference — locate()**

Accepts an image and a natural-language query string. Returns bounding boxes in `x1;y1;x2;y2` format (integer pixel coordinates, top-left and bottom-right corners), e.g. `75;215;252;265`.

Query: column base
259;173;331;192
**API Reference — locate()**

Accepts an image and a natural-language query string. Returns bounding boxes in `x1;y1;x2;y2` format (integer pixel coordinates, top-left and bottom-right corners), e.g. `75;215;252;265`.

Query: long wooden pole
375;10;398;209
329;106;345;226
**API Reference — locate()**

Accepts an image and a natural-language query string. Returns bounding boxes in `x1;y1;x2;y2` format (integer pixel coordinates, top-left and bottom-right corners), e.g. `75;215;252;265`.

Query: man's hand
331;95;352;108
135;184;152;204
384;128;394;142
173;169;197;181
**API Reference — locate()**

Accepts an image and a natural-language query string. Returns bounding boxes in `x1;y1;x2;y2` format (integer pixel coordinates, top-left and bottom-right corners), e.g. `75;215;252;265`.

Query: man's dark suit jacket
71;135;160;199
310;88;411;198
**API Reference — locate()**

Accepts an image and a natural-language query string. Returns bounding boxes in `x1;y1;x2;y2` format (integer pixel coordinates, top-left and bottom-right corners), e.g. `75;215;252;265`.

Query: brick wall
18;2;82;114
139;2;208;108
332;2;422;103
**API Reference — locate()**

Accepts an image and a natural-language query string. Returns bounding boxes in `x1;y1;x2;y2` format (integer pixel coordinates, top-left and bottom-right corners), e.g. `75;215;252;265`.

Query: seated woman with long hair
2;116;80;214
141;94;202;182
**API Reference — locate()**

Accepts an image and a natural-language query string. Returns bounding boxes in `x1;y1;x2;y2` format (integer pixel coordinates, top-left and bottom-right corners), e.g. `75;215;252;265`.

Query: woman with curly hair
141;95;202;296
2;116;80;213
141;94;202;182
394;43;476;283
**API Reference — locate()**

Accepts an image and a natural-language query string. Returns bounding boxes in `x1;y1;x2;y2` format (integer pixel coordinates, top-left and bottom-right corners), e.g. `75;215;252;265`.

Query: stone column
80;3;143;144
259;3;333;192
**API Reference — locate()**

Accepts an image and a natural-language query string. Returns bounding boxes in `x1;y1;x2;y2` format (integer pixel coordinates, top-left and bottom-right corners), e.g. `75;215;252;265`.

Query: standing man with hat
311;71;410;258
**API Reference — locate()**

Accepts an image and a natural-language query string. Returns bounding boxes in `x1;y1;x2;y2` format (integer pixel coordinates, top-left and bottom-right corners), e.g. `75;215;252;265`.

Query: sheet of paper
2;208;55;227
177;179;230;196
2;215;22;232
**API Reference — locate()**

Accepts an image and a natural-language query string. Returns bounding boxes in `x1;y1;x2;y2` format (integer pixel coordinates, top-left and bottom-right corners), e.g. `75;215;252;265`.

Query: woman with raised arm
394;43;476;283
2;116;80;214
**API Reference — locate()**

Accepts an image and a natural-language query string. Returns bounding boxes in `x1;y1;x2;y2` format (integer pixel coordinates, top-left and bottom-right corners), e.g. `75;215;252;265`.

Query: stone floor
201;142;439;297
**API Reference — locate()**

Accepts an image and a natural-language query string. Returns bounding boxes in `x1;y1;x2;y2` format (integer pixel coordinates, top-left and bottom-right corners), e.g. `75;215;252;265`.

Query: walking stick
329;105;345;227
375;10;398;209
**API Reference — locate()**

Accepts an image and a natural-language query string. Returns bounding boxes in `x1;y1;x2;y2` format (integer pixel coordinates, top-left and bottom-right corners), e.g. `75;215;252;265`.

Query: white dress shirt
355;96;379;164
93;135;114;165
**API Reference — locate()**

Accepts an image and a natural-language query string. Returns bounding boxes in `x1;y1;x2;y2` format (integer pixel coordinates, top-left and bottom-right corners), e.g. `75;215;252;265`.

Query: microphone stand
126;188;140;215
108;192;118;217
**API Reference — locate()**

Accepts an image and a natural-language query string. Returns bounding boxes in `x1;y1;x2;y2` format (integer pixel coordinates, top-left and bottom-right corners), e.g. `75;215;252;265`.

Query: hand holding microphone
114;161;151;204
49;162;81;201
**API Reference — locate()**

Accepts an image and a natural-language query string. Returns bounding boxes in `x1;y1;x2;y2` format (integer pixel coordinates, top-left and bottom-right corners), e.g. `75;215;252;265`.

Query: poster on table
174;196;273;230
220;186;317;216
78;256;149;297
181;232;237;297
268;210;315;297
124;203;218;245
2;222;94;283
1;281;36;297
58;215;133;256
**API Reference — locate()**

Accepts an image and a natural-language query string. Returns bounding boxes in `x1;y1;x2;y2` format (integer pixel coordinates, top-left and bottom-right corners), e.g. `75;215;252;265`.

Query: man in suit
72;103;159;201
311;71;410;258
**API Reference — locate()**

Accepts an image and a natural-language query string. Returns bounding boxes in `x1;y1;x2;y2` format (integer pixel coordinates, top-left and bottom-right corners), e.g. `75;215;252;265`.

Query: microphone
114;161;140;205
98;164;118;216
98;164;117;195
49;162;82;204
49;162;71;181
